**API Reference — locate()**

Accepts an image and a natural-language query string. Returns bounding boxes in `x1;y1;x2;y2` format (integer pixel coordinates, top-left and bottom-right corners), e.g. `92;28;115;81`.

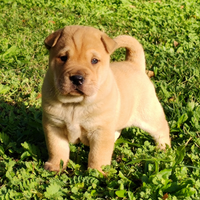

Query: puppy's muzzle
69;75;85;86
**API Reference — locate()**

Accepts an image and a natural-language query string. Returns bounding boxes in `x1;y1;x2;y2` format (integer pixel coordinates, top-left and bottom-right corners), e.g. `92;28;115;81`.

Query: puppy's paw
156;141;171;151
44;162;60;172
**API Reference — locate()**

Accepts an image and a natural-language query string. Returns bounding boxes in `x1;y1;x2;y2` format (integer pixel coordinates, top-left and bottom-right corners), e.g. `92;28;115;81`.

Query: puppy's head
44;25;116;103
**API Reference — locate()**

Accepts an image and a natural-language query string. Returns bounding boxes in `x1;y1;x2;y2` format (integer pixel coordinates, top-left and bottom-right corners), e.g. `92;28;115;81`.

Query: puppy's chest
49;104;92;144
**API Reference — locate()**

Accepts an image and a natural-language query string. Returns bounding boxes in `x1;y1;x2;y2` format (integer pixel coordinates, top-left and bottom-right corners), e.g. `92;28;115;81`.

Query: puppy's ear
44;28;63;50
101;34;117;54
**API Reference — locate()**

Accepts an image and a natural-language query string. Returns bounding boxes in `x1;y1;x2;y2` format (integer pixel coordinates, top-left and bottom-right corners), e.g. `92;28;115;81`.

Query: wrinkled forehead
58;27;105;52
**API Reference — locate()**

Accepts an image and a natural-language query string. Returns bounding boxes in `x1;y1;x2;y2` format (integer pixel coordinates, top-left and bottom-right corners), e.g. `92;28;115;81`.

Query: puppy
42;25;171;173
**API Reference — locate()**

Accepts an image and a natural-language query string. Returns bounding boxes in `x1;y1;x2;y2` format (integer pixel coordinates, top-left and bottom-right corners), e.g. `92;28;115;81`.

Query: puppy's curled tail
113;35;146;71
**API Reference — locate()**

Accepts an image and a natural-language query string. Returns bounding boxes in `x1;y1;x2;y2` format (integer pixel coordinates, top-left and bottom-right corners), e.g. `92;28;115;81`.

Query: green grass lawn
0;0;200;199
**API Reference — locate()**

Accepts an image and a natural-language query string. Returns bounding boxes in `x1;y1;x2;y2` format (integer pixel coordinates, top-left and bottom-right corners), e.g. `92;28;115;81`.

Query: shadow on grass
0;98;48;161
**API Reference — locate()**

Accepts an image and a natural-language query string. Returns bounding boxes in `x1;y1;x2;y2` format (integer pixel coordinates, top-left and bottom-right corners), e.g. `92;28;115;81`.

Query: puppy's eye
91;58;99;64
60;56;68;62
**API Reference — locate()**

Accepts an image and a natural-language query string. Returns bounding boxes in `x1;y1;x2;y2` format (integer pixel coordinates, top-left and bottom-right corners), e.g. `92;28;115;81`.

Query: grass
0;0;200;199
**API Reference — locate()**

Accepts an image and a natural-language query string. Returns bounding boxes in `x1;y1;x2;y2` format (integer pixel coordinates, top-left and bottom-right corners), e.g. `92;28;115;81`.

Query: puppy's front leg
88;130;115;173
43;117;69;172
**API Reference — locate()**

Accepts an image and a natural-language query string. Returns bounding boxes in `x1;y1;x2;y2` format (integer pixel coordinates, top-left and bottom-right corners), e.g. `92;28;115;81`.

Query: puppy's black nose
70;75;84;86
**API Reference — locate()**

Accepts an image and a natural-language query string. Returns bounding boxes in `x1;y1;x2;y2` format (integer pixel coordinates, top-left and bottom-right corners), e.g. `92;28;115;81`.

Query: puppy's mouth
69;87;84;96
58;84;85;96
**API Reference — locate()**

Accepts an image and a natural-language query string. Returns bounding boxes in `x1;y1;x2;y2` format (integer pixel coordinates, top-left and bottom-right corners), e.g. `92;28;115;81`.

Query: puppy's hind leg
133;104;171;150
149;117;171;150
